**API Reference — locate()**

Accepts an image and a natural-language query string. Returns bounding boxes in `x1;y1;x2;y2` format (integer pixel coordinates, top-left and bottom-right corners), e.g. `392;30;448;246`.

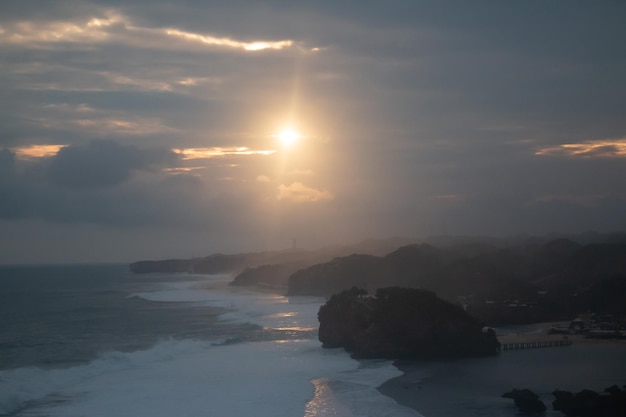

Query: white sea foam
133;274;323;330
0;339;209;416
1;339;421;417
2;274;423;417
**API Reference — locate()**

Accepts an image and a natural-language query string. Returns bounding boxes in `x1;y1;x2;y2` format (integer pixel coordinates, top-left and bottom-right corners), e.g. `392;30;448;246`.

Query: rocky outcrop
502;389;546;414
317;287;500;359
503;385;626;416
552;386;626;417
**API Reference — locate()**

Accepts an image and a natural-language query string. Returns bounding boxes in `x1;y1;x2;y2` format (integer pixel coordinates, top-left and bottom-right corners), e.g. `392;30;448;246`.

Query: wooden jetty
499;339;572;351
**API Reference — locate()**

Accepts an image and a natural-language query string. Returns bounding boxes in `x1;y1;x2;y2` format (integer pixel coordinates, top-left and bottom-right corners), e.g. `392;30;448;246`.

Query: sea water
3;265;625;417
0;264;420;417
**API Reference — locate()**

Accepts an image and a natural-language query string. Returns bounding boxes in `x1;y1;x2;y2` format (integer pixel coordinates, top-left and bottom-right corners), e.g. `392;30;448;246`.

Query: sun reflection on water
305;378;350;417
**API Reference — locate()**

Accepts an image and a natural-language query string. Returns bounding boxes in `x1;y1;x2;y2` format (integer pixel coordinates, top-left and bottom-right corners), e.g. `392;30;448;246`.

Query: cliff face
317;287;500;359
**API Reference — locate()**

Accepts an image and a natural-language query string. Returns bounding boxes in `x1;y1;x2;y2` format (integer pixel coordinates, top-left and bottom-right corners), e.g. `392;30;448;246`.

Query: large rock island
318;286;500;359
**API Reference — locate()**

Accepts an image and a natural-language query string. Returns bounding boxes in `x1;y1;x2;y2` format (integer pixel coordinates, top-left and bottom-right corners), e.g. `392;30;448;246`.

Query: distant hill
288;238;626;325
288;242;534;300
129;252;288;274
129;233;626;325
129;237;418;280
228;238;418;289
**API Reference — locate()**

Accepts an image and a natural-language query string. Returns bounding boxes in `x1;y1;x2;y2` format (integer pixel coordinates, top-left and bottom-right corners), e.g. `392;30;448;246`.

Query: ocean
1;264;625;417
0;264;418;417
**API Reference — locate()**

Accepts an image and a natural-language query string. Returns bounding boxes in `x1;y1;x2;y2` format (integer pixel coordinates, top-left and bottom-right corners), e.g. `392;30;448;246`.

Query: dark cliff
317;287;500;359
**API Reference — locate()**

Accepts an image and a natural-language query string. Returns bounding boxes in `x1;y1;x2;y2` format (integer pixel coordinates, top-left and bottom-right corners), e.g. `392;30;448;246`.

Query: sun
275;127;301;146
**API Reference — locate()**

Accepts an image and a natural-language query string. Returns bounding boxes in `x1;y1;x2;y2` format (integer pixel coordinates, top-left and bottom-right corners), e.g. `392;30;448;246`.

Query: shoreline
378;322;626;416
496;320;626;347
229;282;626;414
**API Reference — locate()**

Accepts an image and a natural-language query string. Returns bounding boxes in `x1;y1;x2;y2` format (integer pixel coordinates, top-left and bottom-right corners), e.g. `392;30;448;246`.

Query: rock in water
317;286;500;359
553;386;626;417
502;389;547;414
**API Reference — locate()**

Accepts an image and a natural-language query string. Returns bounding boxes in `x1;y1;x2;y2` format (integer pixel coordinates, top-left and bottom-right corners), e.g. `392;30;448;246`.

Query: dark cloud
0;149;20;218
0;148;15;178
0;141;196;228
47;140;179;188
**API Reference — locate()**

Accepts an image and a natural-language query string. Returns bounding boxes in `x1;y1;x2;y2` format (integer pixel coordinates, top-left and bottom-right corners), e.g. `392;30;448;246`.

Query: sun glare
276;128;301;146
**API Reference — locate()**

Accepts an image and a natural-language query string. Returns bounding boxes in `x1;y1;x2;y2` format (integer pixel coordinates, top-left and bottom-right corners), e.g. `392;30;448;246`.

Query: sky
1;1;626;263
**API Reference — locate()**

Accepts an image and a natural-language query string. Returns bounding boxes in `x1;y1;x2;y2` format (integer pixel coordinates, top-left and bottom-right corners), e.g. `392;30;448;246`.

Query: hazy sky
1;1;626;263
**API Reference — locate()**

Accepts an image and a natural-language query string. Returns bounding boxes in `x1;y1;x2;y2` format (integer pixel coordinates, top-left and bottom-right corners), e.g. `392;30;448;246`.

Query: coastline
496;321;626;347
378;322;626;417
221;280;626;415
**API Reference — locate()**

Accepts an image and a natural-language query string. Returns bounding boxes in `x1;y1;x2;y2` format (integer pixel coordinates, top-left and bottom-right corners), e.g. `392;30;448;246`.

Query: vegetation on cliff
292;239;626;325
288;242;537;298
317;287;500;359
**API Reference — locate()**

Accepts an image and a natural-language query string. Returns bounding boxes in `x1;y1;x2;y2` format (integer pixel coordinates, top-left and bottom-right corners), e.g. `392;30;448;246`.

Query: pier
499;339;572;351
